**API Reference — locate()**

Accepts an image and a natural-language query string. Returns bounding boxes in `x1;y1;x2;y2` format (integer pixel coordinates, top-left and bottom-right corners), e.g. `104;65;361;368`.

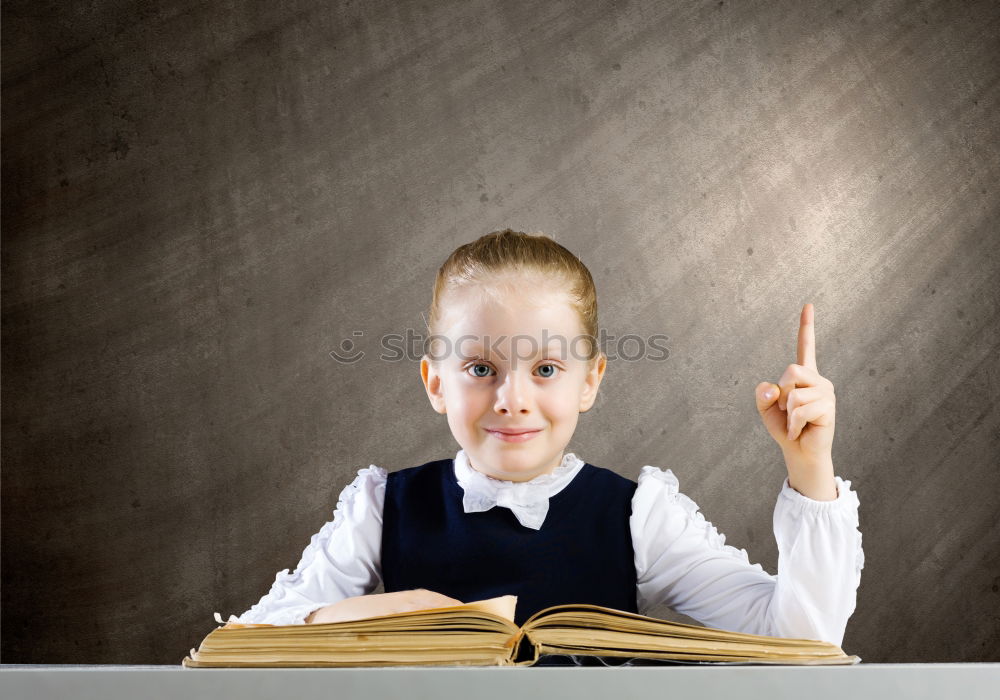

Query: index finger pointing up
797;303;817;370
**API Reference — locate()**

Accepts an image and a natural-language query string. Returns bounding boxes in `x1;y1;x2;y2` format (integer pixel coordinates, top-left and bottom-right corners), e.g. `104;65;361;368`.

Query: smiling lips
485;427;543;443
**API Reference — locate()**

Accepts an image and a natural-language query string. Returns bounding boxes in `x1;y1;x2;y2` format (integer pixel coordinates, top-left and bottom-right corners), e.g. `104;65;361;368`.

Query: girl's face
420;280;606;483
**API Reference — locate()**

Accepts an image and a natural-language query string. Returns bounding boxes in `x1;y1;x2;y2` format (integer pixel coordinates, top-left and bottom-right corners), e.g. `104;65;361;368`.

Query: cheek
548;408;581;440
445;381;491;412
540;383;585;416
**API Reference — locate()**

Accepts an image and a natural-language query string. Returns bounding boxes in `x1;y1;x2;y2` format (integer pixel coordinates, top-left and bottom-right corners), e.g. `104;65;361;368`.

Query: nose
493;369;532;415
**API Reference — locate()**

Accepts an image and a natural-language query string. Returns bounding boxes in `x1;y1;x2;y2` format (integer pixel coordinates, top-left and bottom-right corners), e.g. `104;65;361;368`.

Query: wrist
783;452;837;501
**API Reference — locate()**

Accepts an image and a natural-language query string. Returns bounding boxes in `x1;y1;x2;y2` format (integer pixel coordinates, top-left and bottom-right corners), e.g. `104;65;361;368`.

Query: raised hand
755;303;838;500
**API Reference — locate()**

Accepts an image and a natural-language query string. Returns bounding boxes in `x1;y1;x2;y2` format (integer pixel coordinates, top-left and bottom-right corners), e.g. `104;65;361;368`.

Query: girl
231;229;864;656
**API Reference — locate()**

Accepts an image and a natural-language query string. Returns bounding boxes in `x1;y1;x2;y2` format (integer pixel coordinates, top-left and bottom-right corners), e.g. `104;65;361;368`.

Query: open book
182;595;860;667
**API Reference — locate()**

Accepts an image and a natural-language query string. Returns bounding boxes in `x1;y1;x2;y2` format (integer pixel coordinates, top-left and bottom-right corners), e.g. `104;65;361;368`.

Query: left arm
631;466;864;648
632;303;864;647
751;301;864;643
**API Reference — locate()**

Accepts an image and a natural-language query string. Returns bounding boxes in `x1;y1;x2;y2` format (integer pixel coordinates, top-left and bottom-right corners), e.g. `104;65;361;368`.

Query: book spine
510;629;541;666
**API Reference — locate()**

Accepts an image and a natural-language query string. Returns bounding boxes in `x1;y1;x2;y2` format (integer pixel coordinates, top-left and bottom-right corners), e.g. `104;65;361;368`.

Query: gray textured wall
2;0;998;664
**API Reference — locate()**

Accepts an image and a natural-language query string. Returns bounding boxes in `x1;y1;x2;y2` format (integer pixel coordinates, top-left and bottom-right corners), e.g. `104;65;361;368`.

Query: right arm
235;464;462;626
234;465;387;626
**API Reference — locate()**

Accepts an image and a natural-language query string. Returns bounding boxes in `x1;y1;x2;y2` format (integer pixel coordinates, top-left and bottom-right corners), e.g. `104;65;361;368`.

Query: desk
1;663;997;700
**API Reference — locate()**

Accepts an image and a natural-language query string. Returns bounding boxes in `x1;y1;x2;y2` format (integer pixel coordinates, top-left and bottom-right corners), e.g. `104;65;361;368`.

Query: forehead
438;285;581;334
435;284;586;361
455;335;569;354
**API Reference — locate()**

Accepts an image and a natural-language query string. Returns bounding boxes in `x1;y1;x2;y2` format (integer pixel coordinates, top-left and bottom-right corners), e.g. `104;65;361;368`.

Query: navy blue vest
381;458;639;633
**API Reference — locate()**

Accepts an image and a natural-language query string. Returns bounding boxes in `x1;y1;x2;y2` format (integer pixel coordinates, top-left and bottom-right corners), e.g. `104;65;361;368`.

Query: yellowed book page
183;645;511;668
524;604;842;649
532;643;861;666
534;628;843;658
435;594;517;624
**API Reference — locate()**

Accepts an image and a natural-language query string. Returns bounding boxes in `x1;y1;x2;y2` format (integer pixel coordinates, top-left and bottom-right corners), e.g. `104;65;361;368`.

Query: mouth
485;428;543;443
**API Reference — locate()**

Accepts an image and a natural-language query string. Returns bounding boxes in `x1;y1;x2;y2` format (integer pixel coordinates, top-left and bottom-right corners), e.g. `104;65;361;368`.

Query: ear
578;353;607;413
420;355;447;414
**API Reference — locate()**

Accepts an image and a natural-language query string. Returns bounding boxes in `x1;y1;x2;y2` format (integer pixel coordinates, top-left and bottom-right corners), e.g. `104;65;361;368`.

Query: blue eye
466;363;560;378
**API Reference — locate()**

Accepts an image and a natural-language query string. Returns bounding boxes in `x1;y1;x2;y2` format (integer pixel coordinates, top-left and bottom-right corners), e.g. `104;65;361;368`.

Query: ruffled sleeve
226;465;388;626
630;466;863;647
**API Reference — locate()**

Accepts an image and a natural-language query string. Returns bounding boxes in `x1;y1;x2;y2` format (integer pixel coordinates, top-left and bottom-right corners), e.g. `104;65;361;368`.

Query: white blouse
232;449;864;647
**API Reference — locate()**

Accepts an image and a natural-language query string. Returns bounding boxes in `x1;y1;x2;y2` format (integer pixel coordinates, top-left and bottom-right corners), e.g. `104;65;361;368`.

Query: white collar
452;448;585;530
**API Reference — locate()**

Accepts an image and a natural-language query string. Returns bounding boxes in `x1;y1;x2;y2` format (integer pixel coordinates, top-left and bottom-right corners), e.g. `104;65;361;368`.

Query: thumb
755;382;779;415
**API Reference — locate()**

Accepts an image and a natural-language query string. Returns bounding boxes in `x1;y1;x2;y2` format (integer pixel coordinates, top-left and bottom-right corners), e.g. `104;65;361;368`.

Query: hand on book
305;588;464;624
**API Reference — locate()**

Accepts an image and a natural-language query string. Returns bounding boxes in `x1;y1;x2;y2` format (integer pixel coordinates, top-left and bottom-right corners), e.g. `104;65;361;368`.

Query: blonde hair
426;228;600;362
